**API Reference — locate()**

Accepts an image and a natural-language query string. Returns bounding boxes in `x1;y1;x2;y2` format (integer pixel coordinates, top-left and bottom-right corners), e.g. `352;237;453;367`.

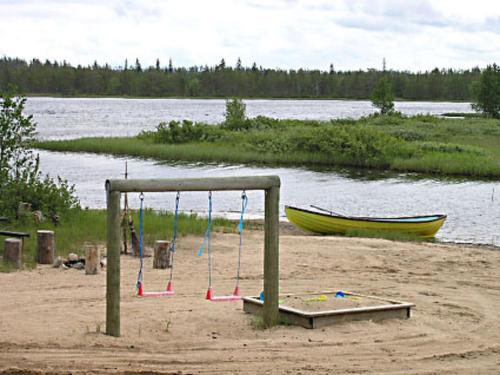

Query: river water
25;98;498;246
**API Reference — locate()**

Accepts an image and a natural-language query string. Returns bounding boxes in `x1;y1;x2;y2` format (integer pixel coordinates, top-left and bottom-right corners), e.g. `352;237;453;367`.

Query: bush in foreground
0;92;79;218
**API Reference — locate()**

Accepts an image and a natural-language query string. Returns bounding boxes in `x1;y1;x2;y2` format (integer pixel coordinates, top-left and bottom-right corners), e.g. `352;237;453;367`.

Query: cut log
4;238;22;268
153;240;171;269
85;243;100;275
37;230;55;264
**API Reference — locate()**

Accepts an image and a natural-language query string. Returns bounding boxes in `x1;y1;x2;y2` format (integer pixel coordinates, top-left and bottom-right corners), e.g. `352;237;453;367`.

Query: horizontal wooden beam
0;230;30;238
106;175;281;193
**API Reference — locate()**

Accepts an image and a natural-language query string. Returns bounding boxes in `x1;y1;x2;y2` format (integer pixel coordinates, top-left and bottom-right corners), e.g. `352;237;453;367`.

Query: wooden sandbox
243;291;414;329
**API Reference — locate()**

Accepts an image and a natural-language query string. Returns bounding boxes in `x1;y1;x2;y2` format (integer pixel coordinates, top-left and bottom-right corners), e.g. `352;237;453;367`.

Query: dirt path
1;232;500;374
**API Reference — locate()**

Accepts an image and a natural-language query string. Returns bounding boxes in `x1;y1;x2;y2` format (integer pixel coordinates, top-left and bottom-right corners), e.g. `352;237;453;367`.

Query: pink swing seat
205;286;241;302
137;281;175;297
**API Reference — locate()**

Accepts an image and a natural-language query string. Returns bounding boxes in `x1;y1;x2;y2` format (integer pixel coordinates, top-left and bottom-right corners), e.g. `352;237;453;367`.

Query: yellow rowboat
285;206;447;238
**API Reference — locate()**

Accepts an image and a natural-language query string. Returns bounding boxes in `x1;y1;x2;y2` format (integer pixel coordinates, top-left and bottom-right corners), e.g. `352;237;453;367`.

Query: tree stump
85;243;100;275
153;240;171;269
37;230;55;264
4;238;22;268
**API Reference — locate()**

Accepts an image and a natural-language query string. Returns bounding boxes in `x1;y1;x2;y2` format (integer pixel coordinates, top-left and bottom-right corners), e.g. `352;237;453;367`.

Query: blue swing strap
235;191;248;287
136;192;145;290
197;191;213;258
168;191;181;282
197;191;248;300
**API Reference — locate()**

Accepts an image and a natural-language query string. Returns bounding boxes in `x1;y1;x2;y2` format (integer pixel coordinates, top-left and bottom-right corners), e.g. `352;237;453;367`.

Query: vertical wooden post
37;230;55;264
153;240;171;269
85;243;100;275
263;186;280;327
106;189;121;337
4;238;22;268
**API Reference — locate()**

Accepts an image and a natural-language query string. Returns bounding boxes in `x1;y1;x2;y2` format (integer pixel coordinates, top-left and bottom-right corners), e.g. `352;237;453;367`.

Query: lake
25;97;474;140
26;97;497;247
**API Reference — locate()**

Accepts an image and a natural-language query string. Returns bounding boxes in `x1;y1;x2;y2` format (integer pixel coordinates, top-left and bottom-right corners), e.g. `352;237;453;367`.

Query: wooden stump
85;244;100;275
153;240;171;269
4;238;22;268
37;230;55;264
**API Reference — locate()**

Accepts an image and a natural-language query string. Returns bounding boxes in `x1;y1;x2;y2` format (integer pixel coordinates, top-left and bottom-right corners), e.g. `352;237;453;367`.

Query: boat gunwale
285;205;447;224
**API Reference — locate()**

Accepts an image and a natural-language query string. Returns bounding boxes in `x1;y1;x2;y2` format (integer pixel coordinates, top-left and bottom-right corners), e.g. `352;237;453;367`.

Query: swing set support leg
106;190;121;337
263;186;280;327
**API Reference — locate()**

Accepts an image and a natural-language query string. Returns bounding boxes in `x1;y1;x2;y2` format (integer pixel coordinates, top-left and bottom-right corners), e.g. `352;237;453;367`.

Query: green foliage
0;93;37;181
243;125;412;168
371;77;395;115
0;174;78;217
0;91;79;217
0;56;481;101
139;120;222;144
472;64;500;118
416;142;486;156
223;98;247;130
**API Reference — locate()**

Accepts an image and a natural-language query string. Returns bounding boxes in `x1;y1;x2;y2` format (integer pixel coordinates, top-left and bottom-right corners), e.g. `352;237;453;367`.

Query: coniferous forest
0;56;483;100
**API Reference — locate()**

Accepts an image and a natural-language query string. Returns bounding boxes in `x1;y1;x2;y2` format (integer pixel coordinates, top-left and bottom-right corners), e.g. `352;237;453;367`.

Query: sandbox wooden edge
242;292;414;329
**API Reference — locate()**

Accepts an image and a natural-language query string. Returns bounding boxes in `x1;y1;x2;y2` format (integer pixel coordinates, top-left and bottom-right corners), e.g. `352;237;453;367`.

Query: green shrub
140;120;224;144
223;97;247;130
0;92;79;218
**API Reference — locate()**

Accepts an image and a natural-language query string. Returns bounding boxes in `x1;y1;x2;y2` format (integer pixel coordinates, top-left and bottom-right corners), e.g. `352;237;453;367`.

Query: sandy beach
1;231;499;374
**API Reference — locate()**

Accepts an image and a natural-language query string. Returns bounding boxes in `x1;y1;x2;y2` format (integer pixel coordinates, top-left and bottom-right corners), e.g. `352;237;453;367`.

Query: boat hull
285;206;446;238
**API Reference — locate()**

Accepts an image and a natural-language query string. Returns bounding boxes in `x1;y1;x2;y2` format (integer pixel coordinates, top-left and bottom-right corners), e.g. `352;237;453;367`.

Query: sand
1;231;500;374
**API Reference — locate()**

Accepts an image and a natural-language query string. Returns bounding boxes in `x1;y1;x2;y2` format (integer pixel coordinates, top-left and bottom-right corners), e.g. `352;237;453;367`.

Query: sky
1;0;499;72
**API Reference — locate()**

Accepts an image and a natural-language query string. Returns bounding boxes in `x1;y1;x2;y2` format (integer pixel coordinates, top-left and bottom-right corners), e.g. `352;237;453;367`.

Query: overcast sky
1;0;499;72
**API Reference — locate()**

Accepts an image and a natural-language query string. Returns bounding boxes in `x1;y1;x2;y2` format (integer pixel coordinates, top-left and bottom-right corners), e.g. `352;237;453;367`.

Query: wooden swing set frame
105;175;281;337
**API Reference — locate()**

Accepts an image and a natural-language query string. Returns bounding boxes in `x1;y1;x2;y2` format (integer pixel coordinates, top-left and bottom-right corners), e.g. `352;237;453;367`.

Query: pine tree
371;76;395;115
472;64;500;118
135;58;142;72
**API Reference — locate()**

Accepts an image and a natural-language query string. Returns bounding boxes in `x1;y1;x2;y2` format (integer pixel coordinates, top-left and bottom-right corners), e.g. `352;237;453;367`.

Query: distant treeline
0;56;483;100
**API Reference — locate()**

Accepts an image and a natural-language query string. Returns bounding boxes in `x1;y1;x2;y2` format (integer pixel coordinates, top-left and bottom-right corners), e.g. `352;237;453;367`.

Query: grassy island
36;114;500;179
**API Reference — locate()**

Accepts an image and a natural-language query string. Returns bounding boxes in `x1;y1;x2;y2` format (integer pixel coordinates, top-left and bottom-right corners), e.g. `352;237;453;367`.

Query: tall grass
1;209;235;272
